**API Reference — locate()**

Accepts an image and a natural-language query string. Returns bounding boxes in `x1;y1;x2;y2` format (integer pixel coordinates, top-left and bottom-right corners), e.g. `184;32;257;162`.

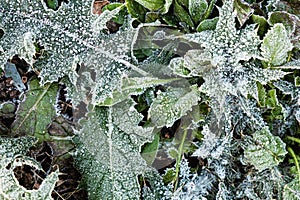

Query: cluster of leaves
0;0;300;199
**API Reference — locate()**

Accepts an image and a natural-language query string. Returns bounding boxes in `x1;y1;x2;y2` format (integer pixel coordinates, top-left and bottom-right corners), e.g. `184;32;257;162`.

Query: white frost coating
244;127;287;172
0;0;140;106
149;84;200;127
169;0;290;130
261;23;293;66
192;125;230;159
74;99;154;199
92;5;123;33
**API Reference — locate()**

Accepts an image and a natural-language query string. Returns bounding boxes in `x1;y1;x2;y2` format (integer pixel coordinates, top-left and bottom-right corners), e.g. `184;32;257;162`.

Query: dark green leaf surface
12;79;58;139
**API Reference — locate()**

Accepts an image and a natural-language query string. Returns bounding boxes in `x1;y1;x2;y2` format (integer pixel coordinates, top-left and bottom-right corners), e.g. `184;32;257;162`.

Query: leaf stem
173;128;188;191
287;136;300;145
287;147;300;183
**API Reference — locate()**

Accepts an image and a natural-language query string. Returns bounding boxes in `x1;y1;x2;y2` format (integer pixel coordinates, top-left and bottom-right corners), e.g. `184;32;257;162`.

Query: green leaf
283;179;300;200
251;14;269;37
234;0;253;27
188;0;208;25
141;133;160;166
268;11;300;49
74;99;154;199
295;76;300;87
45;0;59;10
149;84;200;127
99;76;180;106
11;79;58;139
266;89;279;108
268;12;296;34
261;23;293;66
93;4;124;31
244;127;287;172
0;136;59;200
257;82;266;107
134;0;172;14
126;0;148;22
174;0;195;29
196;17;218;32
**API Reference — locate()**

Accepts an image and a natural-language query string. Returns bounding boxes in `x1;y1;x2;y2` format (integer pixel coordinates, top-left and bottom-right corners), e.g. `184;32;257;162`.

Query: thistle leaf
0;0;138;106
74;99;153;199
99;76;180;106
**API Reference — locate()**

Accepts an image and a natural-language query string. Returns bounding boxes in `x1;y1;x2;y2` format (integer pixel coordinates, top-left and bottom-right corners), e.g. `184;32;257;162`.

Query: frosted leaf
99;76;180;106
149;84;200;127
236;168;285;199
189;0;208;24
277;59;300;70
192;125;230;159
74;99;153;199
0;0;138;106
283;179;300;200
244;127;287;172
273;80;298;100
261;23;293;66
216;182;231;200
234;0;253;27
184;0;261;67
92;4;124;32
169;49;213;77
0;137;59;200
172;0;268;128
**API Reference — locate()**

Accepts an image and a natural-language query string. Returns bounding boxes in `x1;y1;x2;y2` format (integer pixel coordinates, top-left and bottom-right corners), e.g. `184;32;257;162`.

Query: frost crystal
149;84;200;127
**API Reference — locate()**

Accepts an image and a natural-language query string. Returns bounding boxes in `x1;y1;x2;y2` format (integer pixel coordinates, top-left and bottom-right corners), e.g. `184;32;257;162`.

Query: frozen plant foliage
0;0;137;105
11;79;59;137
169;0;288;130
261;23;293;66
149;84;201;127
74;99;153;199
243;127;287;172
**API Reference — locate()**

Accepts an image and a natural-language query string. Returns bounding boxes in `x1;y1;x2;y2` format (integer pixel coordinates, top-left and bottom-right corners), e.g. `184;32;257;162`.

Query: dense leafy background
0;0;299;199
